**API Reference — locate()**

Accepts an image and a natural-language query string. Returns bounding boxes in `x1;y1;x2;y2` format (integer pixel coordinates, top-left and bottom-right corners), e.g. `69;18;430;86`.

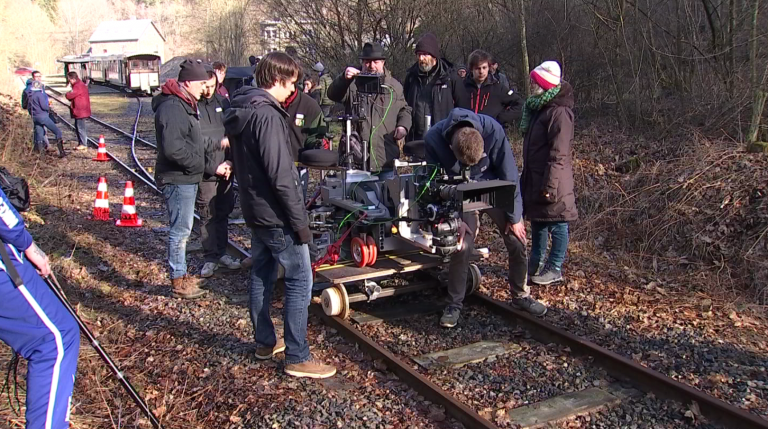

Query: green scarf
520;84;561;134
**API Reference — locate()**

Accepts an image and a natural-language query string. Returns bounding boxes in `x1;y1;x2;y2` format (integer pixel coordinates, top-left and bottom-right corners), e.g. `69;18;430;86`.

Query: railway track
44;91;768;429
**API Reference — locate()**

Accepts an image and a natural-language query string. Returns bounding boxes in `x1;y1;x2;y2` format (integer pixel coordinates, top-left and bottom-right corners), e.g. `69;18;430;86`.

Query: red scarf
161;79;198;111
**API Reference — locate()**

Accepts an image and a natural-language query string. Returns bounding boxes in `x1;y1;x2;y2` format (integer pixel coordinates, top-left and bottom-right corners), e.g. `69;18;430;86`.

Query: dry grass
570;125;768;306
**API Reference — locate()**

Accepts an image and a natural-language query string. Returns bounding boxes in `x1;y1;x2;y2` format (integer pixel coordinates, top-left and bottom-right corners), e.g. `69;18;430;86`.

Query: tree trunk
517;0;530;97
747;0;763;144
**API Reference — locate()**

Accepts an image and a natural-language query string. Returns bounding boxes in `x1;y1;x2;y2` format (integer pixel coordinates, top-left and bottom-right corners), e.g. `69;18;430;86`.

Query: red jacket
65;80;91;119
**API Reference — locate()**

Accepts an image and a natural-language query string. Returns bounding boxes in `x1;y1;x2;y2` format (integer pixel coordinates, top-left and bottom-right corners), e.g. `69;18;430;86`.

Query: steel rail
46;87;157;149
472;293;768;429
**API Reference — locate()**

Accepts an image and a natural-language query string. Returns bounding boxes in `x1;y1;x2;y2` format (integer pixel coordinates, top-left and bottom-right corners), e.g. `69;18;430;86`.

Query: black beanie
415;33;440;59
178;59;208;82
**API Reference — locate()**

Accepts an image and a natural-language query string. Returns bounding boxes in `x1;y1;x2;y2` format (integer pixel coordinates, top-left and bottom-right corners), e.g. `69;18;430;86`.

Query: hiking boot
254;338;286;360
200;262;218;278
218;254;241;270
241;257;253;270
171;275;206;299
530;265;564;286
285;357;337;379
440;306;461;328
55;139;67;158
510;296;548;316
75;145;88;151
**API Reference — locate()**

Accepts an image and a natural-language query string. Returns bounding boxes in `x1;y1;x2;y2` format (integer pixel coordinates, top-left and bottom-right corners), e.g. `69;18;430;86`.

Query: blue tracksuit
0;188;79;429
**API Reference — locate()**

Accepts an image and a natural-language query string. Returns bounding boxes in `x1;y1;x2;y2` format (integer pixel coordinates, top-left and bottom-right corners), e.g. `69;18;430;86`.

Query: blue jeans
32;115;62;146
74;118;88;147
161;183;198;280
249;227;312;365
530;221;569;272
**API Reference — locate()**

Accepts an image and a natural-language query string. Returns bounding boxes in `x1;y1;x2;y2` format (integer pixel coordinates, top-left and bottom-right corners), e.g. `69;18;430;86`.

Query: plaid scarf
520;84;561;134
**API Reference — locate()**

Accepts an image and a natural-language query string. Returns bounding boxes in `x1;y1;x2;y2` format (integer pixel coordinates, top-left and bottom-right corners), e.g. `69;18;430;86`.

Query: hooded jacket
283;90;326;161
26;88;50;119
223;86;309;238
152;79;205;186
327;69;412;171
403;58;464;141
521;81;578;222
425;108;523;224
65;80;91;119
456;73;522;127
198;93;230;182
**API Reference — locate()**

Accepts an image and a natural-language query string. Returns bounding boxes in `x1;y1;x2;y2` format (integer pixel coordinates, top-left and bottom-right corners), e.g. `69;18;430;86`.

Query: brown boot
254;338;286;360
171;275;206;299
285;357;336;379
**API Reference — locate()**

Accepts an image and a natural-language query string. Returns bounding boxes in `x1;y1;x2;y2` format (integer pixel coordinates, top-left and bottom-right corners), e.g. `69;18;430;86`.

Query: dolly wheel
321;284;350;318
321;287;343;316
366;236;378;266
466;264;482;296
351;237;369;268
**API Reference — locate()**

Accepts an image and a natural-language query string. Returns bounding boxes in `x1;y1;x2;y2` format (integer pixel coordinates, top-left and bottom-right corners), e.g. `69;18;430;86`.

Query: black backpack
0;167;30;212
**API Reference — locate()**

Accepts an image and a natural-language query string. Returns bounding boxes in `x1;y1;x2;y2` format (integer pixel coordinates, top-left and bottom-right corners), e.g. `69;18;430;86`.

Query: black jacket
198;93;231;182
455;73;523;127
283;91;326;161
152;91;205;186
223;87;310;239
425;108;523;224
403;59;464;141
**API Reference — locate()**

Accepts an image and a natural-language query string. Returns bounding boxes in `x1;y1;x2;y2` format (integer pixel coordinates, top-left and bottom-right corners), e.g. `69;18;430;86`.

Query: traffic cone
115;181;143;227
90;177;111;221
92;135;109;161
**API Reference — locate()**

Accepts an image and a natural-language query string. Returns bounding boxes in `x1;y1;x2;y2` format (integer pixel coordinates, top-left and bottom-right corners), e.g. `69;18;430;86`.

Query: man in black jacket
153;59;209;299
224;52;336;379
197;66;241;278
456;49;523;127
403;33;463;142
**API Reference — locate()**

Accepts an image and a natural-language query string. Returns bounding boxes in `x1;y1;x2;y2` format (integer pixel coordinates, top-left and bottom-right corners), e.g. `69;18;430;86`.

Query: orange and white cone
90;177;111;220
115;181;143;227
92;135;109;161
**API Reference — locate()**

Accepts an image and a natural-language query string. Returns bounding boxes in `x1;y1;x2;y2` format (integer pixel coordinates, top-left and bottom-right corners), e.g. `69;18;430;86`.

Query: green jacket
313;73;334;107
284;91;326;161
327;70;412;171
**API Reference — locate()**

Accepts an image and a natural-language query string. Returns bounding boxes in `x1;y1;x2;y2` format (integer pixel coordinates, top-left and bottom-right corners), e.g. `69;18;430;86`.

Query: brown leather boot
171;275;206;299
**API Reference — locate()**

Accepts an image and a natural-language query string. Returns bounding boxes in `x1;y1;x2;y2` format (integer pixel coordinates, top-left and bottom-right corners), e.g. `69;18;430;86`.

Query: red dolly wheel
350;237;369;268
366;236;378;266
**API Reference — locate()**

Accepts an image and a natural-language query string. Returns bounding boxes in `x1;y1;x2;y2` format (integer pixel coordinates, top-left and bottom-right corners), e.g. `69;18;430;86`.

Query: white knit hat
313;62;325;73
530;61;561;90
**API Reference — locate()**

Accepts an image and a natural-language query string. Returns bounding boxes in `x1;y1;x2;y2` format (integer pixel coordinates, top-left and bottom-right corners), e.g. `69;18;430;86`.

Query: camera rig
307;164;516;269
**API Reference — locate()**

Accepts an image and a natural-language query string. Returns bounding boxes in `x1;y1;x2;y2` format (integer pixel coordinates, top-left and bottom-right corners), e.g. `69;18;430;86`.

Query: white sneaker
218;254;241;270
200;262;218;278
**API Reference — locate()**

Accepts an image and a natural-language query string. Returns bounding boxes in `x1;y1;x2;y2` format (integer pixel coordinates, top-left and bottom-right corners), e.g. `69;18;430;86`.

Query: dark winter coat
198;93;230;182
21;79;32;111
521;81;577;222
26;89;50;119
327;70;412;171
425;108;524;224
223;86;310;239
283;90;326;161
403;58;464;141
65;80;91;119
152;81;205;186
455;73;522;127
